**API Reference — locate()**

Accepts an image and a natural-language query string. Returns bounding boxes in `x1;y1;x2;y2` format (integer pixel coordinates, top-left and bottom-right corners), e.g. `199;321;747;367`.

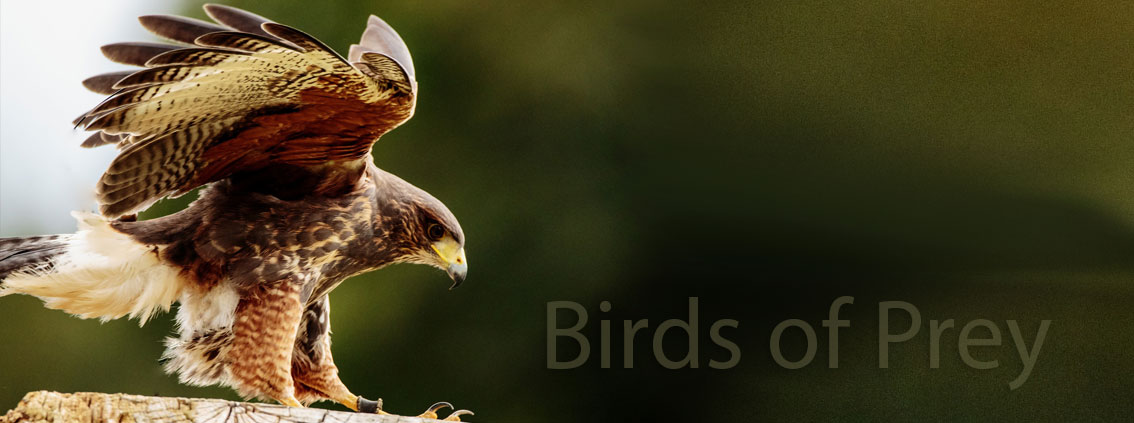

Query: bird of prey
0;4;470;420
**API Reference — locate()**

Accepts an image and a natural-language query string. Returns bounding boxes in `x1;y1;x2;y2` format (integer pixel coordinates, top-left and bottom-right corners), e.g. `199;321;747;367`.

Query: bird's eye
427;223;446;241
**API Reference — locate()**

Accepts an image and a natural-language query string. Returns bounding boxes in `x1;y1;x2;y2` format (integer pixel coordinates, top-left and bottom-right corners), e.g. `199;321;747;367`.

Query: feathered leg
290;295;472;420
228;279;304;406
291;295;367;410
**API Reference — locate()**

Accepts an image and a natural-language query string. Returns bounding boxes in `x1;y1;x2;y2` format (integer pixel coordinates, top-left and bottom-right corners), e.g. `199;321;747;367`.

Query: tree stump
2;391;455;423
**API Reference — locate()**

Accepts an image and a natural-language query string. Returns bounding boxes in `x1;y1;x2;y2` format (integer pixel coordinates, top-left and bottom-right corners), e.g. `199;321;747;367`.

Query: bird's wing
77;4;417;218
349;15;417;94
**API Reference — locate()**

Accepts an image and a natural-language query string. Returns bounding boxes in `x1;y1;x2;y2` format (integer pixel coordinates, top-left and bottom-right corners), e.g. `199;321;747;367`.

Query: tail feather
0;212;186;324
0;235;72;281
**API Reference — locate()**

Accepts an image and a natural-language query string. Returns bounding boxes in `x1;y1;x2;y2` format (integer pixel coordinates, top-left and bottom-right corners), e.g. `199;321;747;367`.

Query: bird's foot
418;402;474;421
355;399;472;421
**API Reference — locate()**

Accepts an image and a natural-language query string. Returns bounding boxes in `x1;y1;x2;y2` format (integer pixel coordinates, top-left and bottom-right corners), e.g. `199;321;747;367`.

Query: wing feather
111;65;212;89
81;132;112;149
100;42;179;66
144;48;251;67
77;5;418;217
351;15;415;79
262;23;337;59
356;52;412;93
194;31;300;53
87;84;169;116
202;4;273;37
82;70;134;95
138;15;227;44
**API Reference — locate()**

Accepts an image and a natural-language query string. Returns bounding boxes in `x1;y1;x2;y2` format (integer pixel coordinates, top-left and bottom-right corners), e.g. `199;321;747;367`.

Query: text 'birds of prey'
0;4;471;420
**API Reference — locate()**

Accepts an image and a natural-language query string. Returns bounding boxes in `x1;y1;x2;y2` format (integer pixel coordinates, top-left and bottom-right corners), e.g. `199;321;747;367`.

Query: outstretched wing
77;4;418;217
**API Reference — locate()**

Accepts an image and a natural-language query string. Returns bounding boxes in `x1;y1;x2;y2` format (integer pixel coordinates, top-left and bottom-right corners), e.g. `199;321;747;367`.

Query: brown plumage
0;4;470;420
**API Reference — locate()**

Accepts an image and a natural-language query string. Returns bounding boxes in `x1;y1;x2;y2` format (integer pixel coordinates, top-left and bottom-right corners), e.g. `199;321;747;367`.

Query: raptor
0;4;470;420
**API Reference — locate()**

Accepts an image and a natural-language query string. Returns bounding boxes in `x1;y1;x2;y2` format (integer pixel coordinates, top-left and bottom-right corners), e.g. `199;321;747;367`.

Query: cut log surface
2;391;455;423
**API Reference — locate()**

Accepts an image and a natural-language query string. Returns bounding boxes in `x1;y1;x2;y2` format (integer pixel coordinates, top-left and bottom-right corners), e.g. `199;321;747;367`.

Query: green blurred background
3;0;1134;421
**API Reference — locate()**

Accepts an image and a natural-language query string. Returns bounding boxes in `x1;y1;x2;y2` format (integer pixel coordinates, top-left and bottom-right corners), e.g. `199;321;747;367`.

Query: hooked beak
431;239;467;289
447;257;467;289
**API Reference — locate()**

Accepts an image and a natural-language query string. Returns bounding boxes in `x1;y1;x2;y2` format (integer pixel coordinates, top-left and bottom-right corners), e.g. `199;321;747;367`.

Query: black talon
357;396;382;413
425;401;453;414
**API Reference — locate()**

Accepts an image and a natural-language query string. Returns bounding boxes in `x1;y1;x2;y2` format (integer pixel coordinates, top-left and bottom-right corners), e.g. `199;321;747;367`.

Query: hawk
0;4;470;420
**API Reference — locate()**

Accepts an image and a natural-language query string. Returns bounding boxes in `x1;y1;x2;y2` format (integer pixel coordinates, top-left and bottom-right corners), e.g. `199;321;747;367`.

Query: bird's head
374;168;467;288
407;196;466;288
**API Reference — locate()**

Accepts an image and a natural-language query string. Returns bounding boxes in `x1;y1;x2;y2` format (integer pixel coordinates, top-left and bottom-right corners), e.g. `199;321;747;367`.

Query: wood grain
2;391;452;423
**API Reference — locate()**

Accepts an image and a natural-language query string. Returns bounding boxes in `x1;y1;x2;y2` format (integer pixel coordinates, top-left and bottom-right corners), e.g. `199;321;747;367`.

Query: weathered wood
1;391;455;423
